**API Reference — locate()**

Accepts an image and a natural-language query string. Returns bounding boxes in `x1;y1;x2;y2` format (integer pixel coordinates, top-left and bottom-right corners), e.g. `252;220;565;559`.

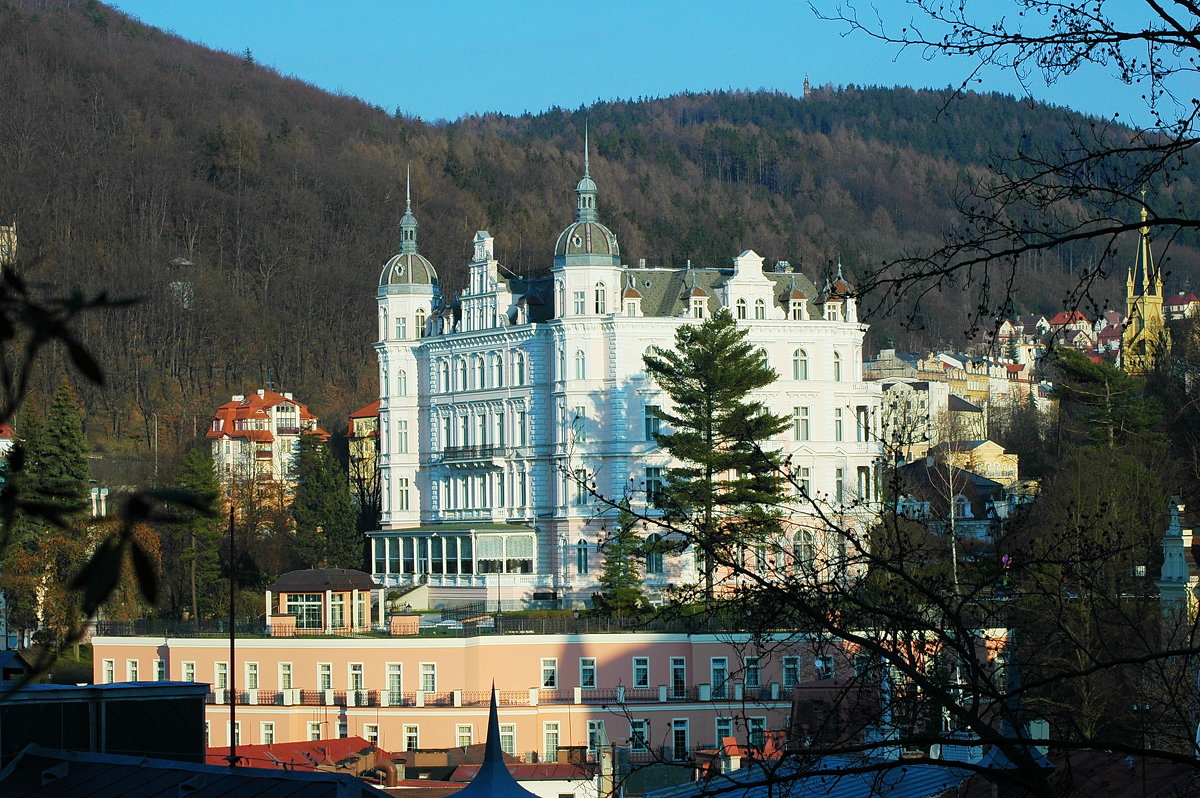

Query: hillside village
1;2;1199;797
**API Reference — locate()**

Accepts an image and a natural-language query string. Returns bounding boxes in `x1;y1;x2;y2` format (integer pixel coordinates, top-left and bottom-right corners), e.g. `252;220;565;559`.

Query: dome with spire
380;169;439;290
554;127;620;264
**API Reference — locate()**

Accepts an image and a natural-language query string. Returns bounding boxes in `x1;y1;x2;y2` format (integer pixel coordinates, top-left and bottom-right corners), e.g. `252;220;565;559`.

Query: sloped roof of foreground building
646;756;972;798
0;743;390;796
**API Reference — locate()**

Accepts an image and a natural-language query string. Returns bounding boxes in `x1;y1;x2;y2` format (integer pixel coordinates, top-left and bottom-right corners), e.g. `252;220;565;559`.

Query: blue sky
108;1;1155;126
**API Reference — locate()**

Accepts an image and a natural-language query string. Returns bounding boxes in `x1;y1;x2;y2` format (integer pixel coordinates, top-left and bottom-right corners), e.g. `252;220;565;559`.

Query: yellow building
1121;205;1170;375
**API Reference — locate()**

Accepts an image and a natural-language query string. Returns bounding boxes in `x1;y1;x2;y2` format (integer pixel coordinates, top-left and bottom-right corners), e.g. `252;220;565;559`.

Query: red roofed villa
207;388;328;488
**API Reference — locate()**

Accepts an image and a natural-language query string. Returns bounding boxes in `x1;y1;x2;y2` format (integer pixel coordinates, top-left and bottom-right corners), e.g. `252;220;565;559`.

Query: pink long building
91;628;836;762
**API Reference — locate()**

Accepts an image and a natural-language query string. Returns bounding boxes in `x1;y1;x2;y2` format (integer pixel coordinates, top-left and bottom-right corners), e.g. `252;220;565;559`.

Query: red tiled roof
207;389;326;442
350;400;381;419
1048;310;1089;325
449;763;593;782
1167;291;1200;306
205;736;395;770
0;424;12;439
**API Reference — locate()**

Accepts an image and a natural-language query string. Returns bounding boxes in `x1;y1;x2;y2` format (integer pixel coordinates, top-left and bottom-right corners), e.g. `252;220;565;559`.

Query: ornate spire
399;165;419;254
575;124;599;223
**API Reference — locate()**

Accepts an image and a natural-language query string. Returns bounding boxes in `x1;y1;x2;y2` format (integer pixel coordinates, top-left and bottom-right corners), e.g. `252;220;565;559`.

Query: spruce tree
592;503;647;616
292;433;361;570
172;448;223;619
643;309;790;606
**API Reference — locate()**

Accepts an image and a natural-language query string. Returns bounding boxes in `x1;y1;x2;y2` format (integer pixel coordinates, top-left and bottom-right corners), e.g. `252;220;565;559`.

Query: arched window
493;354;504;387
456;359;468;390
439;361;450;393
556;348;566;380
379;308;387;341
793;530;815;571
645;534;664;575
415;308;426;337
397;369;408;397
594;283;606;315
833;351;843;381
514;352;526;386
555;280;565;316
381;365;389;397
736;298;747;319
475;356;486;388
574;350;586;380
754;299;765;320
576;539;589;575
792;349;808;380
953;495;971;519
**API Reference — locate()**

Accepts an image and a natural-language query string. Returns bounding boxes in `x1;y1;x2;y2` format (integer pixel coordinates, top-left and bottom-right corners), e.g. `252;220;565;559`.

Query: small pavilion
265;568;386;636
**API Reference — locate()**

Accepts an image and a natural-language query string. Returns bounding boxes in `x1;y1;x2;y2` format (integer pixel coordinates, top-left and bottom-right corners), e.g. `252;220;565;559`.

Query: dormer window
825;303;841;321
624;300;639;316
691;297;706;318
790;300;804;320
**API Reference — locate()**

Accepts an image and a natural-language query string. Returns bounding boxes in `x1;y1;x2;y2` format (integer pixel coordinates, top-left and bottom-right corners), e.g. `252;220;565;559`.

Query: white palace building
370;149;883;607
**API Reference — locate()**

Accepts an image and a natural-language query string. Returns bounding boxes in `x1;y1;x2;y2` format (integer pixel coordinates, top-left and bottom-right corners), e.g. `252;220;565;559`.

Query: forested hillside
2;0;1196;468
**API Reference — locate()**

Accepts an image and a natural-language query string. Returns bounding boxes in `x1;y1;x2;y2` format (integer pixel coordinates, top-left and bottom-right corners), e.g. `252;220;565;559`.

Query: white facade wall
372;171;884;606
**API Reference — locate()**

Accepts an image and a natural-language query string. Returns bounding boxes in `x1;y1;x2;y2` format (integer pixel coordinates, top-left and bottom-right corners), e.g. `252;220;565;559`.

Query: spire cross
584;122;590;178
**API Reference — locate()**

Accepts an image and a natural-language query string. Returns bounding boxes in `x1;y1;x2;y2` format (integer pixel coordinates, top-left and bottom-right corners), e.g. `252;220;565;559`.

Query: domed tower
552;128;622;318
376;169;438;529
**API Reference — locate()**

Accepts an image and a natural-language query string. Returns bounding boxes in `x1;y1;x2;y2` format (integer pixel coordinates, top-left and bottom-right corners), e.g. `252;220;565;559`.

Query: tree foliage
291;433;361;570
591;503;648;617
643;309;790;604
166;448;224;619
819;0;1200;329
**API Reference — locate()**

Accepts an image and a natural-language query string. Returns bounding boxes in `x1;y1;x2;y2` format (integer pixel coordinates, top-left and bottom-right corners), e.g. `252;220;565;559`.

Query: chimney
775;260;791;273
637;258;646;269
257;389;265;398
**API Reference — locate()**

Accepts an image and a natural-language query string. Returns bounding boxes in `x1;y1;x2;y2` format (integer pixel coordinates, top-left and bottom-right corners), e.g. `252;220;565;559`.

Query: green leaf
130;541;159;603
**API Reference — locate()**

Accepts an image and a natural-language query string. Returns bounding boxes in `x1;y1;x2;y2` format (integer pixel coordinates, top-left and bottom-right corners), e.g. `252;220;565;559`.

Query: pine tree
292;433;361;570
592;503;647;616
1;381;91;640
172;448;223;619
643;309;790;606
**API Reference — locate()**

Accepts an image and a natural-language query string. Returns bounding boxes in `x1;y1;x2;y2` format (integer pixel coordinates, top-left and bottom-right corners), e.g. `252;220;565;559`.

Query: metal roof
0;744;390;797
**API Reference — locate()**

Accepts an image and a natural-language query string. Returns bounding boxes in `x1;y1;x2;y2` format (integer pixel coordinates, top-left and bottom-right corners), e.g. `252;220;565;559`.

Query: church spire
1121;193;1170;374
399;166;419;255
575;124;599;223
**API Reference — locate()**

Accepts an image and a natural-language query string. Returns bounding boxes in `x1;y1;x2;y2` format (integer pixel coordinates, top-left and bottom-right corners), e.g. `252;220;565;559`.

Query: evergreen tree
291;433;361;570
643;309;790;606
1;381;91;640
26;381;89;526
172;448;223;619
591;503;647;616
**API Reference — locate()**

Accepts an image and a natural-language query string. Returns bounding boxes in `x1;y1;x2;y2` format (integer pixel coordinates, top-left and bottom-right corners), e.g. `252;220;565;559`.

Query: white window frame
318;662;332;691
541;658;558;689
420;662;436;693
456;724;473;747
308;721;322;741
580;657;597;689
102;659;115;684
261;721;275;745
633;656;650;689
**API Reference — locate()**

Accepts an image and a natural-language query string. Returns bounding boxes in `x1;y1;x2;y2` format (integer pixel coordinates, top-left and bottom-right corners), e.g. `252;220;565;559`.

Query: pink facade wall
92;632;834;758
